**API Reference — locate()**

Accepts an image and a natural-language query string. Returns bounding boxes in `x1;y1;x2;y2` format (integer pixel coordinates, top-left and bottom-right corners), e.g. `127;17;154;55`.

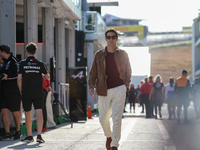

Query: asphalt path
0;102;199;150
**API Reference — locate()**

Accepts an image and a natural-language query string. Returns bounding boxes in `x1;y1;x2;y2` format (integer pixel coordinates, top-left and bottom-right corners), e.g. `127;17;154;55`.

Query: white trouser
46;91;56;128
98;85;126;148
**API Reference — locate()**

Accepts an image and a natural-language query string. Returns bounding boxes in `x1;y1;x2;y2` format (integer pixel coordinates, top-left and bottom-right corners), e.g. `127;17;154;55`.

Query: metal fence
58;83;70;116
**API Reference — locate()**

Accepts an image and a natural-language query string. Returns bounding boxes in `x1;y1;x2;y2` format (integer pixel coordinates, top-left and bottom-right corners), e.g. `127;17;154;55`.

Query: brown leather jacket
88;47;132;96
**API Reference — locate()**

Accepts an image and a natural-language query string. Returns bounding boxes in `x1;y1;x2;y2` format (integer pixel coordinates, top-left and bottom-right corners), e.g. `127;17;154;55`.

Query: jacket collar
181;75;187;79
6;52;13;61
102;46;120;54
177;75;188;80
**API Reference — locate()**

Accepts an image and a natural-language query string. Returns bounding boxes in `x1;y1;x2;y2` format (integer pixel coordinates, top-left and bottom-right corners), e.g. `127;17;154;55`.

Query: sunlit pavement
0;102;200;150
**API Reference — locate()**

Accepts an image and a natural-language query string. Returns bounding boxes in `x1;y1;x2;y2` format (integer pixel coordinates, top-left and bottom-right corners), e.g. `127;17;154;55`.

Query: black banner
68;67;87;122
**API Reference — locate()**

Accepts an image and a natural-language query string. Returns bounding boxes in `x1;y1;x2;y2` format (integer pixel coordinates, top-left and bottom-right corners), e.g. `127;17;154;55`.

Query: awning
38;0;52;8
54;0;81;21
87;0;119;7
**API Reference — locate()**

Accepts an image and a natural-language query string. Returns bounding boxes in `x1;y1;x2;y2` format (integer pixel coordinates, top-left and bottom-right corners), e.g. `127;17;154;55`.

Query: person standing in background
149;76;154;85
124;91;128;113
18;42;49;143
137;77;151;118
42;74;56;129
0;45;21;140
128;84;137;113
165;77;176;120
0;55;5;132
148;76;154;117
138;81;144;113
149;75;164;119
42;75;52;131
175;70;191;124
191;77;200;119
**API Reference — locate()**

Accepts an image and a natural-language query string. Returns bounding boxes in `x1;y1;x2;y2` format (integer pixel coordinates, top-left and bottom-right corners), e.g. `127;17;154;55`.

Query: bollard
87;106;92;119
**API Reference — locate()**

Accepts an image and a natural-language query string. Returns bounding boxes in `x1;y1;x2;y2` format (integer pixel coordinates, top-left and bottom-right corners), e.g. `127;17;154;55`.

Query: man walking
175;70;191;124
0;45;21;140
17;42;49;143
88;29;132;150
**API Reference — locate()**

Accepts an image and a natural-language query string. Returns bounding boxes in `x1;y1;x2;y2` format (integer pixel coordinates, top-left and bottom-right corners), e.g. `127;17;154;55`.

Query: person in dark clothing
136;84;140;97
175;70;191;124
149;75;164;119
191;77;200;119
0;45;21;140
129;84;137;113
137;77;152;118
138;81;144;113
17;42;49;143
149;76;154;117
0;55;5;113
124;92;128;112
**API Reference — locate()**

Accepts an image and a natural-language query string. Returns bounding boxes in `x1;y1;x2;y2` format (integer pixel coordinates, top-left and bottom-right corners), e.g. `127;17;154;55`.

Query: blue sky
101;0;200;32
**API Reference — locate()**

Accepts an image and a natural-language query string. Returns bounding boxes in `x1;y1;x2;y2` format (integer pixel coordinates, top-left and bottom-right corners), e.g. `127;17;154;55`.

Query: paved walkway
0;102;199;150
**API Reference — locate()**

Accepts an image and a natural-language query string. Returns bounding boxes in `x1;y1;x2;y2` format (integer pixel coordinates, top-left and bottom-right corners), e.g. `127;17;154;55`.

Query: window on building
16;22;43;43
122;20;127;25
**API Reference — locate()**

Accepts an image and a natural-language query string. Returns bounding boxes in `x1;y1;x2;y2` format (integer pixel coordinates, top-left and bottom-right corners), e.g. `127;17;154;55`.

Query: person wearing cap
88;28;132;150
17;42;49;143
0;44;21;141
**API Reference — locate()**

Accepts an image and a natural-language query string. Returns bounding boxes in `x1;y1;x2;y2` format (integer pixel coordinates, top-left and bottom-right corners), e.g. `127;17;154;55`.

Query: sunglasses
106;36;117;40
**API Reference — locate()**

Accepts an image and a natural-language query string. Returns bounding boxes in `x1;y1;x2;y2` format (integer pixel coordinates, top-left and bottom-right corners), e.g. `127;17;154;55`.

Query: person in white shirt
165;77;176;120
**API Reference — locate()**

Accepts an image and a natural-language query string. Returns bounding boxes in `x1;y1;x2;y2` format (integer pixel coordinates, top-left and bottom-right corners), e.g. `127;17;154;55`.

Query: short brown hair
0;45;10;54
105;28;118;37
149;76;153;80
26;42;38;54
182;70;187;75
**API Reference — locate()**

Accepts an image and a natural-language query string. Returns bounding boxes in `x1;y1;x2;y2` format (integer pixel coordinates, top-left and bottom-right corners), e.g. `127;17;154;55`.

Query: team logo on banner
71;71;84;79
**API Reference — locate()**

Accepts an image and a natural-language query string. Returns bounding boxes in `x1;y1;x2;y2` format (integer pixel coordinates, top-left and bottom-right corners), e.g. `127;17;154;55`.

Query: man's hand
127;87;129;92
89;88;94;97
149;95;151;101
2;73;8;80
46;87;52;92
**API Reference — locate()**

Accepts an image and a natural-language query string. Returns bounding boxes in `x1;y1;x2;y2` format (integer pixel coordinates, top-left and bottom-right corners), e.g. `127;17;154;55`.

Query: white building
103;13;142;27
0;0;83;93
192;12;200;81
